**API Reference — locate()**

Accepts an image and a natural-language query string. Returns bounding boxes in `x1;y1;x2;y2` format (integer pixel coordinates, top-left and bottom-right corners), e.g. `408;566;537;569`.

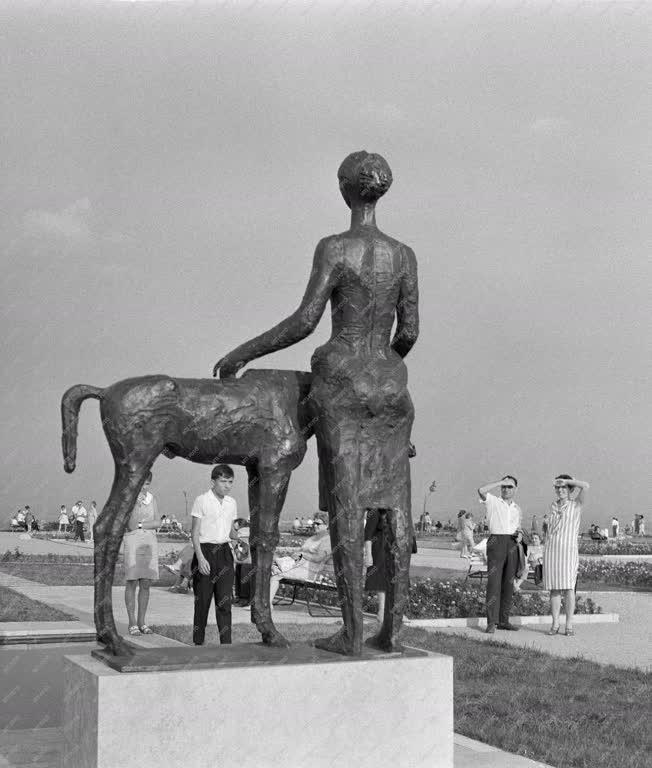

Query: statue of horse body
61;369;315;656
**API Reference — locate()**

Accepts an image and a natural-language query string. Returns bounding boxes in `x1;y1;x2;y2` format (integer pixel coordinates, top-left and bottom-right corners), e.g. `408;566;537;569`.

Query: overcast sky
1;1;650;529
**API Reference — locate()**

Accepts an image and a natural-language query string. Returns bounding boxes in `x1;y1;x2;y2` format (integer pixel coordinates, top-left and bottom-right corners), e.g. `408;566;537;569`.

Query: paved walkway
432;590;651;671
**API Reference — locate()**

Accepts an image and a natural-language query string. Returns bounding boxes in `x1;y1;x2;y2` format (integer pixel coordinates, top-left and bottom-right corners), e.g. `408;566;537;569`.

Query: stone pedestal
63;643;453;768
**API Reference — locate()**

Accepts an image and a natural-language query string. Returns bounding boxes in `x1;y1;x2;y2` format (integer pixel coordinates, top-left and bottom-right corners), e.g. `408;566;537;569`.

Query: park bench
464;550;541;588
273;562;339;617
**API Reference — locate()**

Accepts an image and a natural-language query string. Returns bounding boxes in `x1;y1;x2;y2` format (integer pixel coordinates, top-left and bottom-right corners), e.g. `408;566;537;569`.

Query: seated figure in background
270;522;332;604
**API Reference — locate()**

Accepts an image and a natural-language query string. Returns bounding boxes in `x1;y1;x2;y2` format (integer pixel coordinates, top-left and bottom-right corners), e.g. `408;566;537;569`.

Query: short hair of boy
501;475;518;487
211;464;234;481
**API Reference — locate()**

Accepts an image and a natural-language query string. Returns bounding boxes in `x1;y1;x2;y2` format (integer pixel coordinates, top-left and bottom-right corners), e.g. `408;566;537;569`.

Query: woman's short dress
124;492;159;581
58;512;69;525
543;500;582;590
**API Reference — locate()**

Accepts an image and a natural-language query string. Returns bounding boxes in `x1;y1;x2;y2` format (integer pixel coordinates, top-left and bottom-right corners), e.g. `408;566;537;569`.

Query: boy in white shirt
191;465;239;646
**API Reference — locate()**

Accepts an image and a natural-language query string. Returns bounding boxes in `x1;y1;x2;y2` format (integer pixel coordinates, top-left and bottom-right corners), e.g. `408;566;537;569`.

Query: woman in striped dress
544;474;590;636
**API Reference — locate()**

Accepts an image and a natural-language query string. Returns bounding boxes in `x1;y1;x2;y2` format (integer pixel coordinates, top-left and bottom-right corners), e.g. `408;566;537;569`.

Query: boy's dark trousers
192;542;234;645
485;534;518;626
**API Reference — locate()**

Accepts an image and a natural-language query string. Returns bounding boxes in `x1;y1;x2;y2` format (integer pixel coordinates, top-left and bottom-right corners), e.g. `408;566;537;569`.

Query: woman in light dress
123;472;159;635
544;474;590;636
58;505;69;533
459;511;475;559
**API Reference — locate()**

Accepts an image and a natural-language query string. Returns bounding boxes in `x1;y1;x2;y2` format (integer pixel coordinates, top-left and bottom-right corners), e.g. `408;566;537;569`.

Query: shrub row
578;559;652;588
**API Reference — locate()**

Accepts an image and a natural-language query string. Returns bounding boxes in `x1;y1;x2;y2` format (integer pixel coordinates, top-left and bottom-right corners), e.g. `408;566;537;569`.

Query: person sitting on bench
270;522;332;603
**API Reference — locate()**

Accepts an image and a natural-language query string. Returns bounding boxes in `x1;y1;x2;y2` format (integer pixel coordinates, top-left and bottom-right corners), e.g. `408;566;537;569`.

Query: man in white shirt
71;500;87;542
191;465;239;646
478;475;522;634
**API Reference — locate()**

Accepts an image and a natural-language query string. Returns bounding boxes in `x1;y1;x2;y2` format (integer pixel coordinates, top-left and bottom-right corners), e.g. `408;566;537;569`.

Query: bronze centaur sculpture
61;369;316;657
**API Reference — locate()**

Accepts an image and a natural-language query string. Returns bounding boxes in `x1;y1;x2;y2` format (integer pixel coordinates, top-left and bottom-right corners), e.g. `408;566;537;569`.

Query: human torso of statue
311;228;409;390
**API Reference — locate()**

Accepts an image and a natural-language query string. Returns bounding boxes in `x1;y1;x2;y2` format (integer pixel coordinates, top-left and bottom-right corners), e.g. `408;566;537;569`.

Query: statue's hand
213;354;246;379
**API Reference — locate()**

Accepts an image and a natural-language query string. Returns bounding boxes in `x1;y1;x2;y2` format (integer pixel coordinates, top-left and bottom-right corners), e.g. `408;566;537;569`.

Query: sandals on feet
547;626;560;636
128;625;141;636
139;625;153;635
565;628;575;636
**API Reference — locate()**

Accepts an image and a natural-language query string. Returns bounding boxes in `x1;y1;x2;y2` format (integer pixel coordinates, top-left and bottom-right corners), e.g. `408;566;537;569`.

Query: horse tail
61;384;104;473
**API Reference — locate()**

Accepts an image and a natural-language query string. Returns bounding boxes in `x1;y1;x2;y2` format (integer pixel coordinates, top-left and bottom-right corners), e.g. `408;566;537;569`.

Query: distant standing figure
544;474;590;636
123;472;159;635
292;517;301;532
541;514;549;540
459;511;475;558
87;501;98;541
58;505;69;533
611;516;618;538
530;514;539;537
71;500;87;542
639;516;645;536
16;508;27;531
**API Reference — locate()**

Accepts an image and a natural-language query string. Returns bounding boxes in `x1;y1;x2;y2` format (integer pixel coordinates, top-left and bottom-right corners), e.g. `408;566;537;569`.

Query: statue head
337;151;393;208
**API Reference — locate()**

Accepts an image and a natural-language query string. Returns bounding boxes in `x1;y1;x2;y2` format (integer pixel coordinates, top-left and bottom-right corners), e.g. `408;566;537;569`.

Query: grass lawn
151;621;650;768
0;586;77;622
0;562;177;588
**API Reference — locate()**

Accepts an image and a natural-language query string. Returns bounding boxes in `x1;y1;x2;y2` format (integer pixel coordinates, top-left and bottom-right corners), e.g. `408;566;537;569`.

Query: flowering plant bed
276;577;603;619
578;539;652;555
578;559;652;588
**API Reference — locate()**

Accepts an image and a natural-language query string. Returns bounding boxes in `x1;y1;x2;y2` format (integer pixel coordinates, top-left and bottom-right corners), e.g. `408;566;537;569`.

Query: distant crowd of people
9;501;188;543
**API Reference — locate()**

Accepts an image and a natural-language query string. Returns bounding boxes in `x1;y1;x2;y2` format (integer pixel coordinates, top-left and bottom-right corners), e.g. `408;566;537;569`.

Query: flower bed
277;577;603;619
578;539;652;555
578;559;652;588
405;579;601;619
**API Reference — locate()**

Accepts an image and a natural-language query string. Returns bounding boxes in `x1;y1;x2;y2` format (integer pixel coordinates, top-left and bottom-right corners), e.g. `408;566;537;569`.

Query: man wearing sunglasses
478;475;522;634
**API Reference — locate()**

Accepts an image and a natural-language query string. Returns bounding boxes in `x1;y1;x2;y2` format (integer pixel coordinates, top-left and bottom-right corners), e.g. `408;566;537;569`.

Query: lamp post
421;480;437;531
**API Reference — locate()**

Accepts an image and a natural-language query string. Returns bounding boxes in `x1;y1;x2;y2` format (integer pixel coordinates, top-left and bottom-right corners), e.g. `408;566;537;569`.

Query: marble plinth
63;642;453;768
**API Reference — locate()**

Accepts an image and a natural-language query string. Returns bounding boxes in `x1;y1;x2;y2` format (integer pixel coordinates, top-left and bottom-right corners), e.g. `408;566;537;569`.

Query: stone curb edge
406;613;619;629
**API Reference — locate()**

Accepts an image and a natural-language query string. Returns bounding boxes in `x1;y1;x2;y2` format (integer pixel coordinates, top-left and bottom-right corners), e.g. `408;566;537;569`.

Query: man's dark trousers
74;520;85;542
192;542;234;645
486;534;518;625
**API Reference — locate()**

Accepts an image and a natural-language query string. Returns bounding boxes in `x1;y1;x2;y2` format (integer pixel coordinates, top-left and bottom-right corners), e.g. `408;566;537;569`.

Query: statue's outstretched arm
391;246;419;358
214;239;338;377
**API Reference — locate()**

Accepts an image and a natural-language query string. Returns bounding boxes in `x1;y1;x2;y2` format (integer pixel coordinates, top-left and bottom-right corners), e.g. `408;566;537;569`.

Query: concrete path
431;590;651;671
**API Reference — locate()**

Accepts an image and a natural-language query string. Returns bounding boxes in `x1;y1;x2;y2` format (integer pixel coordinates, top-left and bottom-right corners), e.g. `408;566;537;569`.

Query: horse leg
312;428;365;656
249;464;291;647
94;461;154;656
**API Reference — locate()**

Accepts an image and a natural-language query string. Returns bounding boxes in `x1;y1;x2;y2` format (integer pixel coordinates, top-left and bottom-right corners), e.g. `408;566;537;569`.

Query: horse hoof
98;634;134;657
262;629;291;648
313;629;360;656
364;634;404;654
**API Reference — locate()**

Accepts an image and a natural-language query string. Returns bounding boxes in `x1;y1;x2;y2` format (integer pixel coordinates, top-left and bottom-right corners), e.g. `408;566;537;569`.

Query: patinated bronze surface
61;370;314;657
214;151;419;655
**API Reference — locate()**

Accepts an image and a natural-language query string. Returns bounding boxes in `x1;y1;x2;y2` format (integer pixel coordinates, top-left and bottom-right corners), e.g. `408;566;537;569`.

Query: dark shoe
486;623;496;634
548;625;561;636
565;628;575;636
497;623;520;631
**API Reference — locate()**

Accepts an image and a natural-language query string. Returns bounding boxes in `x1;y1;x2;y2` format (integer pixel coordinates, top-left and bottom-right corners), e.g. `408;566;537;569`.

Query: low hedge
578;559;652;588
277;577;602;619
578;539;652;555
